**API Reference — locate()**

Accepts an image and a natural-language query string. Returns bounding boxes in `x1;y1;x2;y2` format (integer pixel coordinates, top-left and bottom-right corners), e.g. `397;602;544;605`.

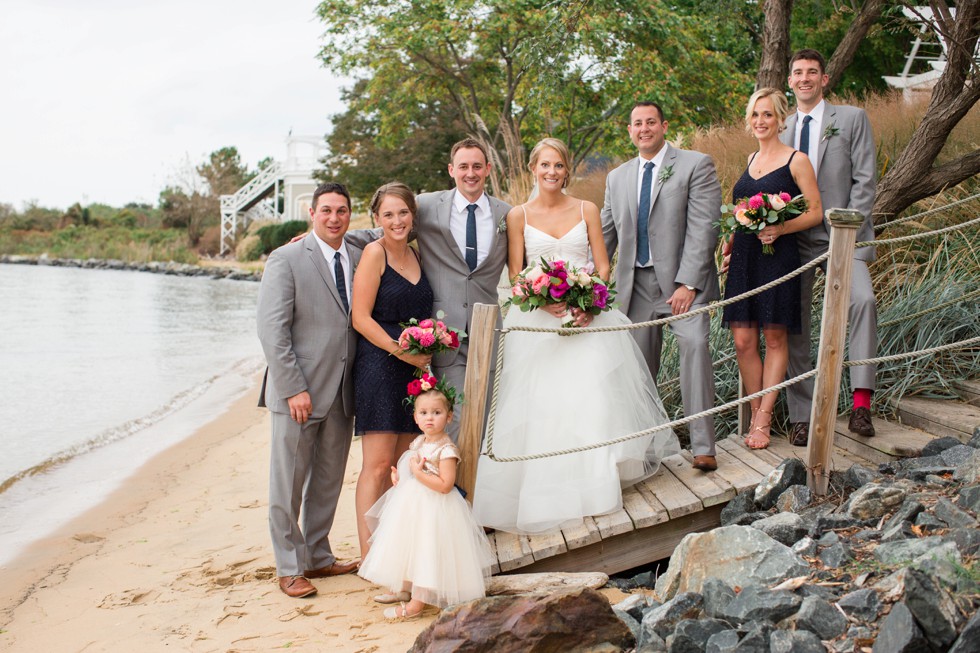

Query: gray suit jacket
781;101;877;262
601;144;722;313
256;233;363;418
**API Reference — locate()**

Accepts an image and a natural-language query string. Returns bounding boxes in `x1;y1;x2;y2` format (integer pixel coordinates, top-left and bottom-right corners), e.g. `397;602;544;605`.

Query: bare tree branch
757;0;795;89
826;0;888;90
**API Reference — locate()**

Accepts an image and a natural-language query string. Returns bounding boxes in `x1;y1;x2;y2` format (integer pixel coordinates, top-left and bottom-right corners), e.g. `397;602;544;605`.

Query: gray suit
602;144;722;455
256;233;362;576
781;102;878;422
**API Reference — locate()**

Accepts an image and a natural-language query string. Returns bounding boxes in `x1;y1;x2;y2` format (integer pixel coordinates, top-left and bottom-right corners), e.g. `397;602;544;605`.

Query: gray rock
613;593;654;621
669;619;729;653
701;577;735;619
640;592;703;641
631;570;656;589
733;621;775;653
721;490;761;526
915;511;947;531
880;520;915;542
921;436;964;457
755;459;808;510
718;585;801;625
775;485;812;512
934;496;978;528
638;631;668;653
945;527;980;556
969;426;980;448
704;630;741;653
942;444;977;467
851;528;882;542
874;535;944;564
878;461;900;475
730;512;772;526
949;608;980;653
819;542;852;568
843;463;880;489
836;588;881;622
792;595;848;639
847;483;906;520
924;474;954;486
811;514;861;537
654;526;808;600
898;454;944;470
957;484;980;512
816;531;840;547
791;536;817;557
904;569;962;651
872;602;928;653
770;629;824;653
614;608;641;642
953;448;980;483
911;541;963;588
882;498;926;532
751;512;807;546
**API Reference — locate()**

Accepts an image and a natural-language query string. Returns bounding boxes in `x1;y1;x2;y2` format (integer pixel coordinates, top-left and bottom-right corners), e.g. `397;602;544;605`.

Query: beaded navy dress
354;248;434;433
722;152;804;333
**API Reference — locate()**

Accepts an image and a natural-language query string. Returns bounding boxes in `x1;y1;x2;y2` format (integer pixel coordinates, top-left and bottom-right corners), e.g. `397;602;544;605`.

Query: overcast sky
1;0;348;210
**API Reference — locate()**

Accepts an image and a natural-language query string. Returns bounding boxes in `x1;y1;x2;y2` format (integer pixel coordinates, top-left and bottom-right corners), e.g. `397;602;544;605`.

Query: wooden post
807;209;863;495
457;303;499;502
737;376;752;436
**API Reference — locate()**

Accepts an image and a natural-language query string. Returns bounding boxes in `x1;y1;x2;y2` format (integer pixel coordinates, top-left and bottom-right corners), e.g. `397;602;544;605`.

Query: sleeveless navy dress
722;152;803;333
354;248;434;433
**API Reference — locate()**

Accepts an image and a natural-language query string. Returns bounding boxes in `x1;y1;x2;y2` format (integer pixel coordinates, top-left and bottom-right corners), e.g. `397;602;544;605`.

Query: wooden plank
512;505;724;576
641;465;702;519
709;447;766;493
525;529;567;562
560;517;601;550
953;379;980;406
835;416;932;458
621;484;663;530
631;481;670;527
486;531;500;575
458;303;500;502
593;508;634;539
494;530;534;572
722;434;788;467
716;437;776;475
662;453;736;507
894;396;980;441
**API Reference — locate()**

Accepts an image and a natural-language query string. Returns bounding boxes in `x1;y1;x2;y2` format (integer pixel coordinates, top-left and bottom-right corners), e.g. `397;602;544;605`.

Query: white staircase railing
220;162;283;255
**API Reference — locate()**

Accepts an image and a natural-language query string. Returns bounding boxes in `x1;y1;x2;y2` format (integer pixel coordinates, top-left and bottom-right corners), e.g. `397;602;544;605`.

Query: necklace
383;243;410;271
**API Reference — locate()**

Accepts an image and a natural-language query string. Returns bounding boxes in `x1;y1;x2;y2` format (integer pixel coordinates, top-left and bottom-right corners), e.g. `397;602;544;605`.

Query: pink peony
417;331;436;347
593;283;609;309
435;321;445;330
748;194;764;210
418;318;434;329
531;274;550;294
549;279;570;299
779;192;791;202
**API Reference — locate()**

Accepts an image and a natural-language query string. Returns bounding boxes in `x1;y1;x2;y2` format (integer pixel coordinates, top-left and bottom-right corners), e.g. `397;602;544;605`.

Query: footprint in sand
98;588;159;608
72;533;104;543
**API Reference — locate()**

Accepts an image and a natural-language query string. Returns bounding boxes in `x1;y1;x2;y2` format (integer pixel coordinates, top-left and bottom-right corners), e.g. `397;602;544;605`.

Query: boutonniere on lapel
822;123;839;143
658;165;674;183
497;215;507;234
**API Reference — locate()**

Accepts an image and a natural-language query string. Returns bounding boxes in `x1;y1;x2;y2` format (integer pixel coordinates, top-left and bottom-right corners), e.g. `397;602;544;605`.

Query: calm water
0;264;263;563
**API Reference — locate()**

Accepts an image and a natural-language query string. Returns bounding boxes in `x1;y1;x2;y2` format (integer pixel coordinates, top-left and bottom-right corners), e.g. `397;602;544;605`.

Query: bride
471;138;679;535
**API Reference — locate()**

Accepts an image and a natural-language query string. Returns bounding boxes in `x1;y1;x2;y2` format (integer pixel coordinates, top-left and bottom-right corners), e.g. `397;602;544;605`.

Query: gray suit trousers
786;259;877;422
269;393;353;576
627;267;716;456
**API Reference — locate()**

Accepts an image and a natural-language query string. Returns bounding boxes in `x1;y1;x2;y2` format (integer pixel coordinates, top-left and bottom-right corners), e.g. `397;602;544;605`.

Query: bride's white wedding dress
471;210;679;535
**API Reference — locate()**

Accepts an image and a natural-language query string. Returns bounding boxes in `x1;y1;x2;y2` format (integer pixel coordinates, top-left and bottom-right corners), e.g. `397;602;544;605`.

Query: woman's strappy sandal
744;407;772;450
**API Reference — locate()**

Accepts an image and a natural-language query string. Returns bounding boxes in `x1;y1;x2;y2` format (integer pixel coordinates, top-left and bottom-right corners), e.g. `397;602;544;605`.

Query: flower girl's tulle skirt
472;307;680;534
358;451;494;608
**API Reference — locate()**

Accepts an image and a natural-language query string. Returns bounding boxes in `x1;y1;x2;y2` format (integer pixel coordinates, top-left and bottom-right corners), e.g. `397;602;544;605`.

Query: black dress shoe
790;422;809;447
848;407;876;437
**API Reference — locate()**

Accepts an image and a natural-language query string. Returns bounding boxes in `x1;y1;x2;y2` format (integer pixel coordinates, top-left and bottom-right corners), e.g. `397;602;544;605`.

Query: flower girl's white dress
472;212;680;534
358;435;493;608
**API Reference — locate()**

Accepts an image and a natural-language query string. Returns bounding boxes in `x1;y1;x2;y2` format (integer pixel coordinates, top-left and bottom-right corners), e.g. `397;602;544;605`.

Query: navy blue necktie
799;115;813;155
636;161;655;266
333;252;349;313
465;203;478;271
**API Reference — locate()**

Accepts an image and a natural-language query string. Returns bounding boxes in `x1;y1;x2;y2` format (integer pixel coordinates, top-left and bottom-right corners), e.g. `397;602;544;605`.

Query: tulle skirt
471;307;680;534
358;451;494;608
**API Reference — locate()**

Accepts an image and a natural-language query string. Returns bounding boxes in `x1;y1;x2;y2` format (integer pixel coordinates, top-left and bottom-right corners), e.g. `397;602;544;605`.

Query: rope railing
857;212;980;248
873;191;980;232
842;335;980;368
878;287;980;329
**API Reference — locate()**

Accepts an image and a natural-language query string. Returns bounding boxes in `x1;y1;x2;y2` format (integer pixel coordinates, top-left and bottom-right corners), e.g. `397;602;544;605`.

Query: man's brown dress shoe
692;455;717;471
279;575;317;598
848;407;876;437
790;422;809;447
305;559;359;578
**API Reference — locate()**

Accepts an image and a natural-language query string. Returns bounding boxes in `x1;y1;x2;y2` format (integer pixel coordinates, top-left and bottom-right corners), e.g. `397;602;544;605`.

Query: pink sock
853;388;872;410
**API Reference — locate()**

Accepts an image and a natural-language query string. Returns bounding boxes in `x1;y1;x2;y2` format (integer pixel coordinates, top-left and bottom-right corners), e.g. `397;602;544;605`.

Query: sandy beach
0;378;434;652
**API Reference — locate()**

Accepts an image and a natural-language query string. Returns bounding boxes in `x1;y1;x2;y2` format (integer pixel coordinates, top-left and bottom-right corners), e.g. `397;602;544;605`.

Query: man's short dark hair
789;49;827;74
449;138;490;165
312;182;351;211
630;101;666;123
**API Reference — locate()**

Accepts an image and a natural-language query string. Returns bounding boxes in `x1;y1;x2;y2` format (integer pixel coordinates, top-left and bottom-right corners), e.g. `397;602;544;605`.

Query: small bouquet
719;192;808;254
396;310;466;376
507;258;615;327
403;372;461;409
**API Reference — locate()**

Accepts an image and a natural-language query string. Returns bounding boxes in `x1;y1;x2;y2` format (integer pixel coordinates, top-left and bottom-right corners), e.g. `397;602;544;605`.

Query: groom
602;101;722;471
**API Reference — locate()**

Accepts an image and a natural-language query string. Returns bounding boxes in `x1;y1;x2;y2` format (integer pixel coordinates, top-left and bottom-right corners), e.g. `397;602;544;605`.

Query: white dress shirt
312;231;351;304
450;190;493;269
634;143;669;268
794;99;825;177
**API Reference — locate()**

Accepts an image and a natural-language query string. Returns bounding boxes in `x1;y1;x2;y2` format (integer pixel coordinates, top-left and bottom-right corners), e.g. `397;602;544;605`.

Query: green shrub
256;220;309;254
236;234;265;261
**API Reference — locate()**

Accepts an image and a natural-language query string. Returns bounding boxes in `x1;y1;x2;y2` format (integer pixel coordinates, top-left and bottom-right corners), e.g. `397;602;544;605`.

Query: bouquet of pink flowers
396;311;466;376
719;192;808;254
507;258;614;325
403;371;461;408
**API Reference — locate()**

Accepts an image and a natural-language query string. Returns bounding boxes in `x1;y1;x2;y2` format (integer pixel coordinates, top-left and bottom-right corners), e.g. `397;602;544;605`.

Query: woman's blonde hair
527;137;572;188
744;88;789;134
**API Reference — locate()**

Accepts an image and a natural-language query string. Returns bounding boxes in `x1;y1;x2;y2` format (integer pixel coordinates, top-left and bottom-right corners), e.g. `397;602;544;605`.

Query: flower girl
357;377;493;620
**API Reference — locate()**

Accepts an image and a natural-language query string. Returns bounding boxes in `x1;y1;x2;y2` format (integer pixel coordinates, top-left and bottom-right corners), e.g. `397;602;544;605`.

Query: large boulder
755;459;808;509
846;483;906;520
791;595;848;640
655;526;808;599
953;448;980;483
717;585;802;625
903;569;963;652
872;602;928;653
408;588;633;653
751;512;808;546
639;592;703;643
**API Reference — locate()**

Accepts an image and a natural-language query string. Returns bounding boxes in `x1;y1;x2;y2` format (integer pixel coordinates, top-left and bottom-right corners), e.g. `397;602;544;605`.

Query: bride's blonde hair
527;138;572;188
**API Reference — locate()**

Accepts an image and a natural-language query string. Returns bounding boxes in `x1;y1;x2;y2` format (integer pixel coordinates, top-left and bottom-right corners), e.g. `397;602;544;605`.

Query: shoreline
0;376;432;651
0;253;263;281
